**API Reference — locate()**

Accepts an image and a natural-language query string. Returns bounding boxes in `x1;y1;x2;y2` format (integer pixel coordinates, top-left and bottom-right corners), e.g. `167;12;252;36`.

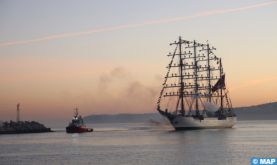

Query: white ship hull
170;116;237;130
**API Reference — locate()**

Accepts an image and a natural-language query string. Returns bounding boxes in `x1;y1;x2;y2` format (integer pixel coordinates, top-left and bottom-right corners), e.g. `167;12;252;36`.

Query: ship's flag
212;74;225;92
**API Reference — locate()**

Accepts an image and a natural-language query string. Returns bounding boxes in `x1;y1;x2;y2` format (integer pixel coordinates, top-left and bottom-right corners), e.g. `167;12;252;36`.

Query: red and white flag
212;74;225;92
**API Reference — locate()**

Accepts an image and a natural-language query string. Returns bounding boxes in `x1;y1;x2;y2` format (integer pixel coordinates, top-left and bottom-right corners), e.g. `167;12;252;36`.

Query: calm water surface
1;120;277;165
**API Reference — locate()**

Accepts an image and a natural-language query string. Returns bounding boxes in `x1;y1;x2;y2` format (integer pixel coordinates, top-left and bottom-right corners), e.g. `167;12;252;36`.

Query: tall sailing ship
157;37;236;130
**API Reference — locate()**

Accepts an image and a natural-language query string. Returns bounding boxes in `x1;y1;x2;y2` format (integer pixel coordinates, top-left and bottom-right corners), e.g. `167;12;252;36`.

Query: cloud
1;1;276;47
93;67;160;113
98;66;131;92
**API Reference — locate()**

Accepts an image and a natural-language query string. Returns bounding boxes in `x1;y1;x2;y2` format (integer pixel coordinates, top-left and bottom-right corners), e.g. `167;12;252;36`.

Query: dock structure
0;103;52;134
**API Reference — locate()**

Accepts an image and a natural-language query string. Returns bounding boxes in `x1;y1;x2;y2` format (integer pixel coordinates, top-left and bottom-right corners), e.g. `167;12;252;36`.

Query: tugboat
156;37;236;130
66;108;93;133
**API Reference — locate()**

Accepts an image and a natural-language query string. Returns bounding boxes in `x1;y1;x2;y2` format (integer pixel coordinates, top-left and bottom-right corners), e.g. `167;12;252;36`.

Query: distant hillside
84;102;277;123
234;102;277;120
84;113;163;123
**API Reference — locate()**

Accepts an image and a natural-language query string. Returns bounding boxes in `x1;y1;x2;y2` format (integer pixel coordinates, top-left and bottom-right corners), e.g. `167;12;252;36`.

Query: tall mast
219;58;223;111
193;40;199;115
207;44;211;102
179;36;185;116
16;103;20;122
74;107;79;117
160;38;229;116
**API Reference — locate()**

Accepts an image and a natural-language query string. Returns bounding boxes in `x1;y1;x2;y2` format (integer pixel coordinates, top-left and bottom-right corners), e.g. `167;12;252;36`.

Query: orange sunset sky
0;0;277;124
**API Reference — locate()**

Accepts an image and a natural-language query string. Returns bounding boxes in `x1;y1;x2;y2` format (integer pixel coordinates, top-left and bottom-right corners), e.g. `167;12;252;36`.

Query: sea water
1;120;277;165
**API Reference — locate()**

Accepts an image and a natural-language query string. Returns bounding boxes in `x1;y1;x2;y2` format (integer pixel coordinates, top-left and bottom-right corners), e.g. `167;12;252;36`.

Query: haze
0;0;277;124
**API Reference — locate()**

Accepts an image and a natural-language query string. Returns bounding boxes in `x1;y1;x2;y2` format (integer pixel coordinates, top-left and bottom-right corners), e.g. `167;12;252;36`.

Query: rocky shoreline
0;121;52;134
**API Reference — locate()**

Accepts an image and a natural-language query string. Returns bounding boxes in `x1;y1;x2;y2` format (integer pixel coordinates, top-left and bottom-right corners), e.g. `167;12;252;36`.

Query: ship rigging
157;37;236;130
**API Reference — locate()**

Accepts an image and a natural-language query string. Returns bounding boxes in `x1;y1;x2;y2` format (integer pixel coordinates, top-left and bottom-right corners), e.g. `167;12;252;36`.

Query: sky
0;0;277;125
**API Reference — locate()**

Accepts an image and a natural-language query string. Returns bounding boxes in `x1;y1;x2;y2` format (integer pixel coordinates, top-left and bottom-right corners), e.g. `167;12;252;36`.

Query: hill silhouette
84;102;277;123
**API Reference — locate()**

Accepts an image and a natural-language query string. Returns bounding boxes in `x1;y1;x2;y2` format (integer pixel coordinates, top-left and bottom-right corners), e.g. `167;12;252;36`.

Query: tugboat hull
66;126;93;133
170;116;236;130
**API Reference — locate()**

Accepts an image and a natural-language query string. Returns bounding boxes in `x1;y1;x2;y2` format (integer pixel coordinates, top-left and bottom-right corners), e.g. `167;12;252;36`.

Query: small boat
66;108;93;133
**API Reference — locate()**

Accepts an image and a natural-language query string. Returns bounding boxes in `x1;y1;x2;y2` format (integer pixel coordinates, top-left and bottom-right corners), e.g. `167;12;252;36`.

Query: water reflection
1;121;277;165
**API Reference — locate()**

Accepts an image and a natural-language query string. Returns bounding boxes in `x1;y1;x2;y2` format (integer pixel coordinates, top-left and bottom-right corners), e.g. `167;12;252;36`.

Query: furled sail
203;102;219;112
